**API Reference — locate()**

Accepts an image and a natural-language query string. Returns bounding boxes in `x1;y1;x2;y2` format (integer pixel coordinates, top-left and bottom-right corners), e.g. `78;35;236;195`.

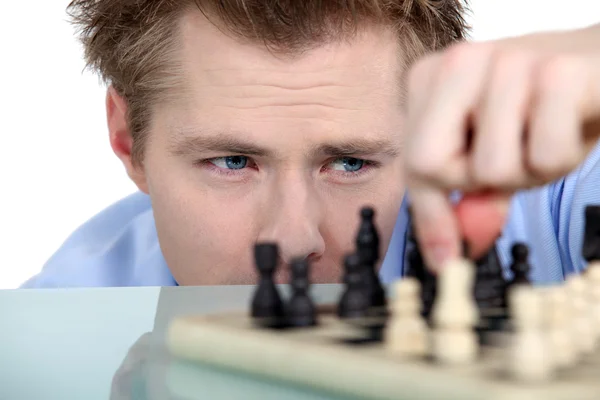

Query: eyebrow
312;139;400;158
169;133;274;157
169;129;400;159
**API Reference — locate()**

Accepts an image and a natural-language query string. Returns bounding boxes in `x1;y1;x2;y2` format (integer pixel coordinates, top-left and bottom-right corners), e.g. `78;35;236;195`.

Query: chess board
164;204;600;400
166;308;600;400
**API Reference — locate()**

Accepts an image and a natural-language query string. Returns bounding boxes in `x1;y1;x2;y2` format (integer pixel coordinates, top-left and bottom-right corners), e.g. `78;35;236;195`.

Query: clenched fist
404;23;600;272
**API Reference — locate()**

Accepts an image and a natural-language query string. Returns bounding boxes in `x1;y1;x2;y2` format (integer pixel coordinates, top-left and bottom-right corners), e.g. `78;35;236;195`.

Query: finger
406;53;442;119
471;51;535;190
528;56;587;181
584;120;600;154
405;43;494;190
581;55;600;151
454;192;511;259
408;183;460;273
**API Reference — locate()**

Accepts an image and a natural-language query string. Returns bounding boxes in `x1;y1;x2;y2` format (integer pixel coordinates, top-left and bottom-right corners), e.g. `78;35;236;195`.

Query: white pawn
385;278;429;357
431;258;479;365
543;285;576;368
584;262;600;343
567;274;595;356
508;285;553;382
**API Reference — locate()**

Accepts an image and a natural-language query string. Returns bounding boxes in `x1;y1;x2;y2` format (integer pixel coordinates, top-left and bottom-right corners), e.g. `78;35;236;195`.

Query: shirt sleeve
20;192;177;289
497;141;600;283
561;141;600;274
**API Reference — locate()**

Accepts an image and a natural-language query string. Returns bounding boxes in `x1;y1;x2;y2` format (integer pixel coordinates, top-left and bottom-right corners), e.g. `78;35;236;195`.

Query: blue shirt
21;143;600;289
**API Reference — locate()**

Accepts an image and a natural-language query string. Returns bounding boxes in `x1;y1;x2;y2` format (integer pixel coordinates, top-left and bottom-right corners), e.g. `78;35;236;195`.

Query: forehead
154;11;407;152
176;11;406;97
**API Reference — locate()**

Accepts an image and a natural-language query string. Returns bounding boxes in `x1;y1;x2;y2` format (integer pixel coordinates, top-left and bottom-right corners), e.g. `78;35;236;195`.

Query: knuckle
409;56;432;81
537;55;585;92
407;55;436;93
404;146;443;180
490;50;532;81
439;42;479;76
404;152;427;178
471;159;521;187
527;150;575;181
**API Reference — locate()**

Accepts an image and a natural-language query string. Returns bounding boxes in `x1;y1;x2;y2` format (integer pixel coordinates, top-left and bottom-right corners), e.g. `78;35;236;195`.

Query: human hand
404;23;600;272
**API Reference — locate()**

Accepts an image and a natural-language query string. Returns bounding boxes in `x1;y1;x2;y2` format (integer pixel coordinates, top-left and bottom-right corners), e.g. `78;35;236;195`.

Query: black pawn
407;242;436;318
356;207;386;309
251;243;284;327
338;253;369;319
404;213;436;319
509;243;531;285
473;244;509;341
583;205;600;262
473;244;507;311
356;207;380;266
404;207;420;280
286;257;316;327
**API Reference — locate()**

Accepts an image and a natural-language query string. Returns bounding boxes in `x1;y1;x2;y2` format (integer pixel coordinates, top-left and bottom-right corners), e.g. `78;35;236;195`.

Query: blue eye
210;156;248;170
225;156;247;169
330;157;365;172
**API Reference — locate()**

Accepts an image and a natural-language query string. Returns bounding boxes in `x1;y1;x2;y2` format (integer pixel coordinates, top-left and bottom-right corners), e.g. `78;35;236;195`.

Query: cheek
145;158;260;284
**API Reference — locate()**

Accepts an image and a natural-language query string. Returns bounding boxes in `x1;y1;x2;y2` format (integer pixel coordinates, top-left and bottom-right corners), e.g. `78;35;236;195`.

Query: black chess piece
473;244;508;312
473;243;509;344
583;205;600;262
251;243;285;328
404;208;421;280
404;214;436;319
356;207;386;309
338;253;369;319
509;242;531;285
356;207;380;265
286;257;317;327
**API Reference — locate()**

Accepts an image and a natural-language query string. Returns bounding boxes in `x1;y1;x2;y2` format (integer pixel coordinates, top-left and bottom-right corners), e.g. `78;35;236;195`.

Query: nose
257;177;325;265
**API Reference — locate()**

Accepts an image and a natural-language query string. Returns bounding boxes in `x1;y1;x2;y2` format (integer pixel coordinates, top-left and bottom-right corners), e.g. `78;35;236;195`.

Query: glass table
0;285;343;400
5;285;592;400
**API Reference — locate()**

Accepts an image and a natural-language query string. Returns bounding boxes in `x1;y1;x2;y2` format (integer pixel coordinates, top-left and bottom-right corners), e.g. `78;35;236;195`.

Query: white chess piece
431;258;478;365
385;278;429;357
543;285;576;368
584;262;600;343
508;285;553;382
567;274;595;356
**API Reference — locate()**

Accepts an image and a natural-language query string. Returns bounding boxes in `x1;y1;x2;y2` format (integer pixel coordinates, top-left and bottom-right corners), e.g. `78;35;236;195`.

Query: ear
106;86;149;194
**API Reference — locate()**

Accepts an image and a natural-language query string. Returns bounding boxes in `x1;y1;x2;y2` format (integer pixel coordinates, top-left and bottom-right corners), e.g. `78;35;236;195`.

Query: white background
0;1;599;289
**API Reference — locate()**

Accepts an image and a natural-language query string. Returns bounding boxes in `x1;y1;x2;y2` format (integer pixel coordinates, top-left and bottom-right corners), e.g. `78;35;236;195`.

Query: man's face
137;13;406;284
